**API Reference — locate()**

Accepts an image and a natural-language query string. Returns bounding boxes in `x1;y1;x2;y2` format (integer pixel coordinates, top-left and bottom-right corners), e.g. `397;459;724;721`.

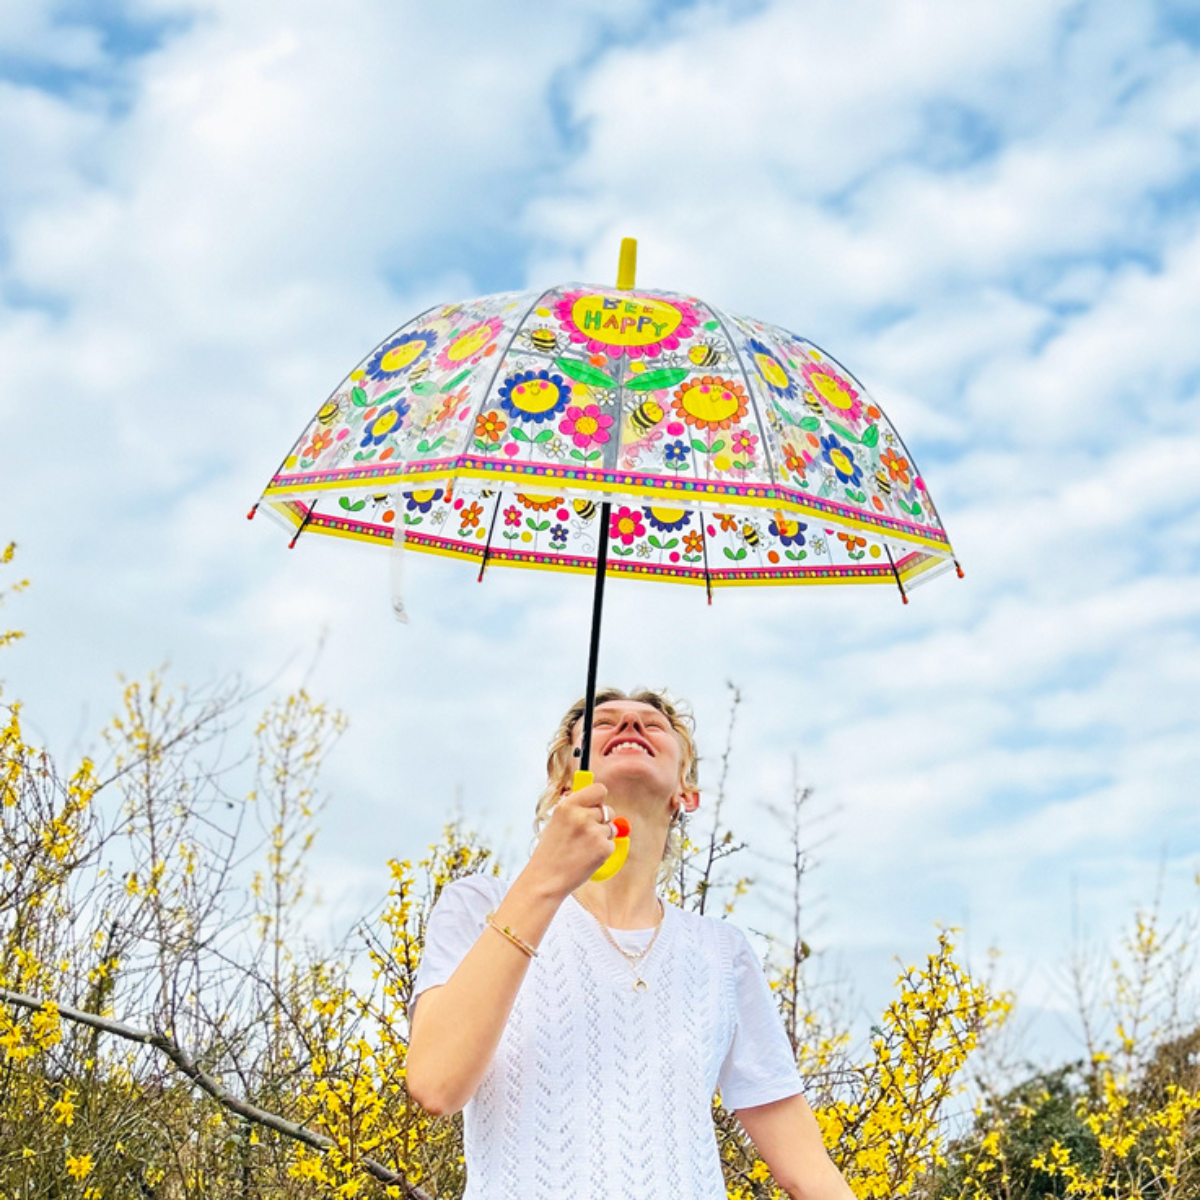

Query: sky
2;0;1199;1066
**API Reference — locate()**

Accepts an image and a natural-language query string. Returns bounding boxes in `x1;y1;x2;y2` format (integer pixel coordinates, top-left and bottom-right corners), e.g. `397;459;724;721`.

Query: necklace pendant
634;978;648;993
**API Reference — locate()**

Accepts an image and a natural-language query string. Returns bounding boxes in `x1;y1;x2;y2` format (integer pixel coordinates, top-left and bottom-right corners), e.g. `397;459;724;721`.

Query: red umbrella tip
955;561;965;579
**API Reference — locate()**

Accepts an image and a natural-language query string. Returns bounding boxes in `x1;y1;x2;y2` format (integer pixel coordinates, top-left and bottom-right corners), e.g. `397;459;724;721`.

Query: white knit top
413;875;803;1200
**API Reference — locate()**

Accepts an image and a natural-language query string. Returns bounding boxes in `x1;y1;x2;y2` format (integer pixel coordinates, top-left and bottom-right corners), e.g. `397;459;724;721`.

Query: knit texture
416;876;802;1200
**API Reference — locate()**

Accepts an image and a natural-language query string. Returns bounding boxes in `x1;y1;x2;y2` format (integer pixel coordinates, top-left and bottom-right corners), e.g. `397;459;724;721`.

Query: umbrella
250;240;959;870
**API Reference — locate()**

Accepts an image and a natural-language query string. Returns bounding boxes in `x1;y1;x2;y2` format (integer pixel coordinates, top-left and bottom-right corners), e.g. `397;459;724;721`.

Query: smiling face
535;688;701;862
582;700;685;800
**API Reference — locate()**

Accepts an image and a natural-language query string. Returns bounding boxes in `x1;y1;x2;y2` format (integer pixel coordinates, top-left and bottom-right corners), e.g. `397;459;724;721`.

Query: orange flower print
836;531;867;555
715;512;738;532
459;501;484;529
880;447;910;485
781;442;808;478
303;428;333;459
475;410;508;442
683;531;703;555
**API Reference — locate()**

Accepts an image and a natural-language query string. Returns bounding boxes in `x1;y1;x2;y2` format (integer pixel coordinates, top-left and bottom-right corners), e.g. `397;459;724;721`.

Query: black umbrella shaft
578;501;612;773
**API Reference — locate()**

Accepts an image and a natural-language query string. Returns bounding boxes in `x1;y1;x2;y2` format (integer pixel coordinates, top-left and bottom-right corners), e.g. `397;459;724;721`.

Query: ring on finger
600;804;612;824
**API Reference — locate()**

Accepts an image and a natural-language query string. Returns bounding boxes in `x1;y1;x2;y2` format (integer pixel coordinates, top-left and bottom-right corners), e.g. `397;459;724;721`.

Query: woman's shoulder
432;872;509;914
669;903;754;955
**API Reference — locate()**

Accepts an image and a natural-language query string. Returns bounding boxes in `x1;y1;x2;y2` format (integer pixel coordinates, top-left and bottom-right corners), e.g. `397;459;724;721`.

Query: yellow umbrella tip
616;237;637;290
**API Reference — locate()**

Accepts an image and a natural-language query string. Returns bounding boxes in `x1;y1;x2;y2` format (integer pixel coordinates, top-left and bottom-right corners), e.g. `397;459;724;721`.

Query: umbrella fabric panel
262;286;951;555
264;486;954;590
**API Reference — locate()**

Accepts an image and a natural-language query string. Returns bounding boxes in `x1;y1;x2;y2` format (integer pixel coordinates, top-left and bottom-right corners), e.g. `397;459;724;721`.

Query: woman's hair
535;687;700;886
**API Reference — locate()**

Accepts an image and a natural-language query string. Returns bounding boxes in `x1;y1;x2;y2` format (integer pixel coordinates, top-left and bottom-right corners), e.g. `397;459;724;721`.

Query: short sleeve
412;875;507;1008
716;926;804;1110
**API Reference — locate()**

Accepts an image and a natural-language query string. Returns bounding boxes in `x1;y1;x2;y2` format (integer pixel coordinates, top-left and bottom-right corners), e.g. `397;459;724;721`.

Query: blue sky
2;0;1199;1063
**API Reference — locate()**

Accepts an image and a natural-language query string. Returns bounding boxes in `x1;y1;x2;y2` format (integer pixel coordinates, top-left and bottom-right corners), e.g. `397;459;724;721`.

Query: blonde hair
535;687;700;886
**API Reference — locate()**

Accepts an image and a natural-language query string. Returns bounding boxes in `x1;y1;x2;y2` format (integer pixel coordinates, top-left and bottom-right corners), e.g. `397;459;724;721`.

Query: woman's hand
526;779;616;899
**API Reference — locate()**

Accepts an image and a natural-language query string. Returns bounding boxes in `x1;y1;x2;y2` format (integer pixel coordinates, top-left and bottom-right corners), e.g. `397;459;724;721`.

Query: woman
406;688;855;1200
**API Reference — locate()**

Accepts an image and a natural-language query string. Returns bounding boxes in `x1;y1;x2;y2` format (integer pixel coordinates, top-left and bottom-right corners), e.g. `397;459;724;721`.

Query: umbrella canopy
256;245;957;600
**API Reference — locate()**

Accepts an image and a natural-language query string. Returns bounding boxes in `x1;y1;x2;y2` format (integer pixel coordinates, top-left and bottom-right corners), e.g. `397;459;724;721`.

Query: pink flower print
730;430;758;457
503;505;522;527
559;404;614;449
609;506;646;546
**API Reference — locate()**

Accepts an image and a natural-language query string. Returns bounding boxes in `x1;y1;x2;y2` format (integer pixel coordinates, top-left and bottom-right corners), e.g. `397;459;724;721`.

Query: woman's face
572;699;686;806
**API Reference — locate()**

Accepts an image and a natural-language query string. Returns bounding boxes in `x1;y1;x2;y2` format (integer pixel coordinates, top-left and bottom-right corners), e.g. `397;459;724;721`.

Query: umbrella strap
390;502;409;623
578;500;612;772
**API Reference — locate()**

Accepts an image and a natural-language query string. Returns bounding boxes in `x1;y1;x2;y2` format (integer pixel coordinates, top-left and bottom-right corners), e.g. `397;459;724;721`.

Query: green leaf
627;367;688;392
403;514;423;526
533;428;554;442
570;448;601;462
691;439;709;453
703;320;719;331
377;389;402;404
351;386;369;407
828;421;860;444
610;545;634;557
528;519;550;532
338;496;367;512
411;381;438;396
710;439;726;453
682;553;702;563
648;535;664;550
861;424;879;448
555;357;617;389
441;369;471;392
731;460;748;470
503;530;519;540
299;458;313;469
473;439;492;452
910;502;922;517
723;546;748;561
511;427;532;443
661;537;679;550
799;416;821;432
353;449;376;461
785;549;807;561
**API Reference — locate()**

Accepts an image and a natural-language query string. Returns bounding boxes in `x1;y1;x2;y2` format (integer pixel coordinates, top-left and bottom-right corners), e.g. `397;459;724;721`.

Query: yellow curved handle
573;769;630;882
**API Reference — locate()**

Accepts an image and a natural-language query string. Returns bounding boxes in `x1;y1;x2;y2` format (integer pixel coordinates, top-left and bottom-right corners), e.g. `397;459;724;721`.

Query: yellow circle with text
570;293;682;347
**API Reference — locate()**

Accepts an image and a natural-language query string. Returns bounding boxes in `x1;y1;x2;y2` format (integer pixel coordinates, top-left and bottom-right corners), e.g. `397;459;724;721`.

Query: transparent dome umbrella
250;240;960;804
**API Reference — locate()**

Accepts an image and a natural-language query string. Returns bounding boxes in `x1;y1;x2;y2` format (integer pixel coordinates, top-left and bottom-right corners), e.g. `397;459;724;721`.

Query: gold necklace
575;895;665;993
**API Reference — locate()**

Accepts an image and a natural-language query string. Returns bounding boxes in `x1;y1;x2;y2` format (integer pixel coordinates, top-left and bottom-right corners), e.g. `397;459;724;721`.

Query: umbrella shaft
578;501;612;773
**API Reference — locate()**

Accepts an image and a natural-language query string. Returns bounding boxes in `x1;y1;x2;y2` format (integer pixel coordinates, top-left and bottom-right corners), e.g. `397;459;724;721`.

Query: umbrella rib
288;501;317;549
884;543;909;605
700;515;713;606
711;308;782;485
476;492;504;582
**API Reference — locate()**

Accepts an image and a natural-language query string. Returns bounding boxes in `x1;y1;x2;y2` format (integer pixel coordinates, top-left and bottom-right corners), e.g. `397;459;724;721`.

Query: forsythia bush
11;541;1177;1200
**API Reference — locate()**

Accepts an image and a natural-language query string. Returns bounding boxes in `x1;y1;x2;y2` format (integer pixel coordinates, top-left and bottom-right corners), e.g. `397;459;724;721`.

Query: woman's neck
574;860;663;930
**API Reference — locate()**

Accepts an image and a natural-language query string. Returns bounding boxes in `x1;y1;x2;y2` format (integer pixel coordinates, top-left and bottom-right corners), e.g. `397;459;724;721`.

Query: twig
0;986;433;1200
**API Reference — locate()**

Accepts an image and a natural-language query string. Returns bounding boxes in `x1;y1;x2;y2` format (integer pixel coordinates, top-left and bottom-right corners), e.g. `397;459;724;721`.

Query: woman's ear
673;790;700;815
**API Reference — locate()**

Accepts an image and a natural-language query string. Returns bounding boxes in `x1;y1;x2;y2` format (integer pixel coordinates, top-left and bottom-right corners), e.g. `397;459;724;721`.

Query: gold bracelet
485;912;538;959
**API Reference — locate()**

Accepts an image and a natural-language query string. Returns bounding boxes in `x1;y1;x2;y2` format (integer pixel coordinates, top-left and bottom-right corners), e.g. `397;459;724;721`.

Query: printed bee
874;470;892;497
409;358;431;382
317;400;341;426
628;397;665;437
573;498;597;521
688;341;722;368
741;522;761;548
803;391;823;417
529;327;559;354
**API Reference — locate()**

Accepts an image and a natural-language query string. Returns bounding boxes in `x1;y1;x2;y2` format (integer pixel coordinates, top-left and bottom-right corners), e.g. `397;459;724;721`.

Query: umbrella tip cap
617;237;637;290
